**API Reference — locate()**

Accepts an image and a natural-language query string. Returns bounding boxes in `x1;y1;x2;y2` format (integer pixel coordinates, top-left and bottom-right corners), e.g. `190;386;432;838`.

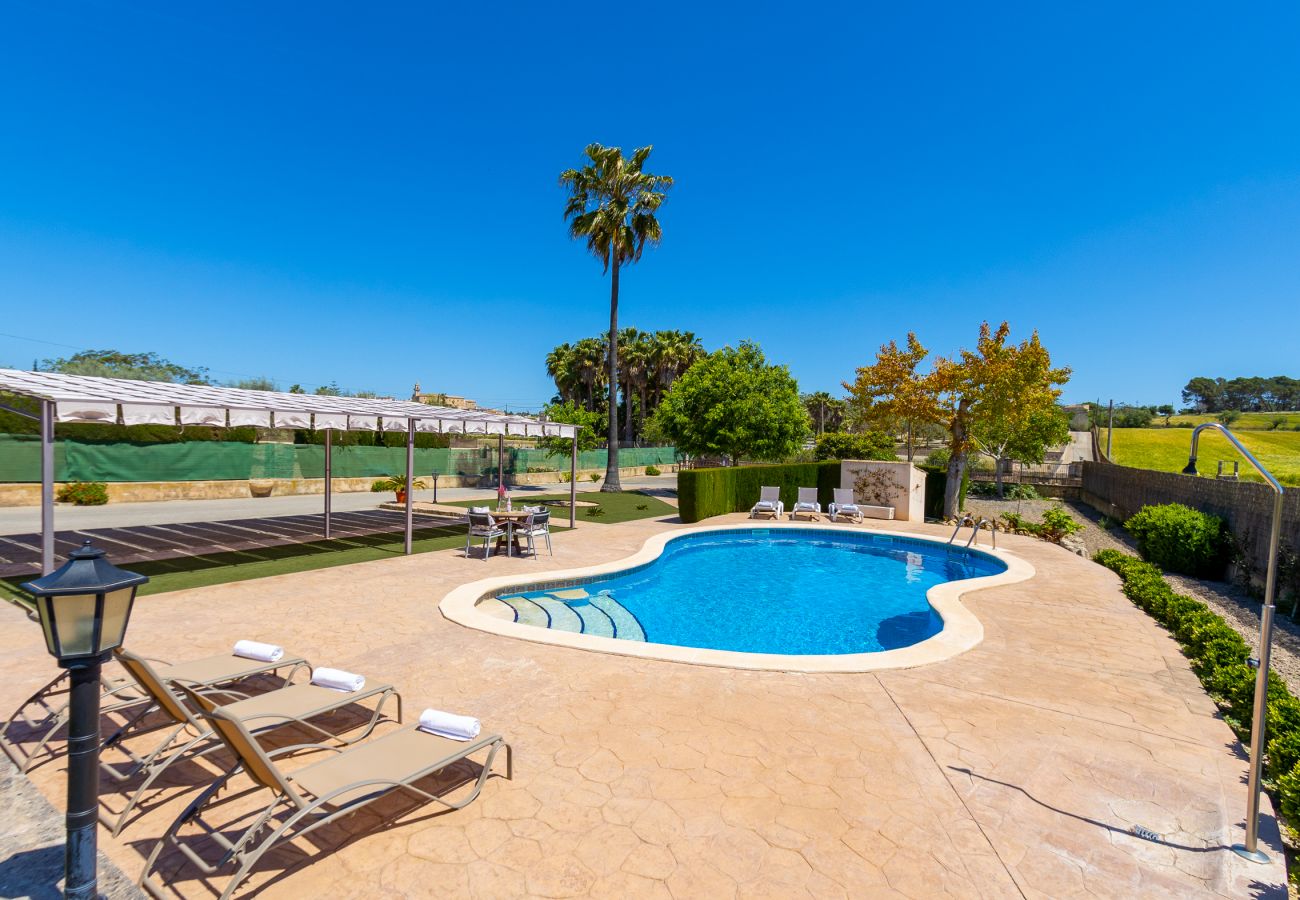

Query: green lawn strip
0;520;575;602
443;490;675;525
1100;428;1300;487
1167;411;1300;430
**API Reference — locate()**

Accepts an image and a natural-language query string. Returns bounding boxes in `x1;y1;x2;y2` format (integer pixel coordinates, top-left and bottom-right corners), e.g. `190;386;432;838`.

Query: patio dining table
488;508;539;555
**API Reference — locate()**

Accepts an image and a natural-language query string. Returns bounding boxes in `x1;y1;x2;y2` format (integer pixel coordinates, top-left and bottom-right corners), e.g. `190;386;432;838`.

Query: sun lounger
0;646;309;773
790;487;821;520
101;649;401;836
828;488;864;523
138;686;510;900
749;486;784;519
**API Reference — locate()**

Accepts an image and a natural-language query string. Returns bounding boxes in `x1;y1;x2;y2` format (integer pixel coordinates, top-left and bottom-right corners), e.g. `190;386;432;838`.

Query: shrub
585;505;606;517
677;461;840;523
644;466;661;476
925;447;951;468
813;431;895;462
588;472;600;483
56;481;108;506
1004;483;1040;500
370;480;387;492
1124;503;1232;578
559;471;572;483
1039;506;1081;542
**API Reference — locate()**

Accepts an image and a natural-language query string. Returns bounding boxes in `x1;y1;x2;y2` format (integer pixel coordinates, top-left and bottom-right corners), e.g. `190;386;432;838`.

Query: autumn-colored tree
967;328;1071;497
932;323;1071;512
844;333;940;460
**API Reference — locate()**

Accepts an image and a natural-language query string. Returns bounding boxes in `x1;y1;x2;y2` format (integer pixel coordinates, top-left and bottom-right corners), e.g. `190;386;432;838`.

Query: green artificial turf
442;490;676;525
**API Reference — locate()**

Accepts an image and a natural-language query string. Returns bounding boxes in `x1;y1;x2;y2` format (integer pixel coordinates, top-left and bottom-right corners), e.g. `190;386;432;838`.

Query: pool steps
498;591;646;642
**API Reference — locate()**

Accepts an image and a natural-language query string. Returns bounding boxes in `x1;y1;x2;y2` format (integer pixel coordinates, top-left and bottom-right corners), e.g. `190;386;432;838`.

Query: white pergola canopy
0;368;576;437
1;368;583;574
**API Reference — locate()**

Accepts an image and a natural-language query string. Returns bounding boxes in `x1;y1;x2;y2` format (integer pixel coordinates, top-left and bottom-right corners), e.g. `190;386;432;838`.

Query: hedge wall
678;461;840;523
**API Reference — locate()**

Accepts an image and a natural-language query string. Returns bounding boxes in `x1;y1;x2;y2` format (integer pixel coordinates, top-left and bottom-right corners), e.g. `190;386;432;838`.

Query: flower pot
248;479;275;498
395;491;407;504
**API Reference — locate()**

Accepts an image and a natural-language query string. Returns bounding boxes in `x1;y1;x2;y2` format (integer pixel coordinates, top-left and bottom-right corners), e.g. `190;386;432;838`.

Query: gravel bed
960;497;1137;557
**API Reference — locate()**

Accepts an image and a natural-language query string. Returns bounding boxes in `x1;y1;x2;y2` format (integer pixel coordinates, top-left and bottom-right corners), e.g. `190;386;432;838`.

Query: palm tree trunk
604;257;622;491
639;383;648;438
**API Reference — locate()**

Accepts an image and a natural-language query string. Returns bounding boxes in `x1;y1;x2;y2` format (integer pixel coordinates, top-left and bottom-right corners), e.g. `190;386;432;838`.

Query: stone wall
1080;461;1300;578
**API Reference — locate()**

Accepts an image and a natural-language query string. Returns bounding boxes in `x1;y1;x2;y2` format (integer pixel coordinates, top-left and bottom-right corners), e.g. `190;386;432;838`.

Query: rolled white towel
233;640;284;663
418;707;481;741
310;667;365;693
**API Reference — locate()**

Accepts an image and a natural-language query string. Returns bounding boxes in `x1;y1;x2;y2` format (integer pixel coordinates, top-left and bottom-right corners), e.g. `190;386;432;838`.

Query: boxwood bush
1124;503;1232;578
677;461;840;523
1094;549;1300;824
55;481;109;505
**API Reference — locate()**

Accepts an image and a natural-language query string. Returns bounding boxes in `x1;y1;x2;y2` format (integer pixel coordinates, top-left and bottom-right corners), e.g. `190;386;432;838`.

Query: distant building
412;382;477;410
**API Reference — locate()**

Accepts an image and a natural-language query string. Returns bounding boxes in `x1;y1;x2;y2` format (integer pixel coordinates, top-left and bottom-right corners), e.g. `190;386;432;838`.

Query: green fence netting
0;435;677;483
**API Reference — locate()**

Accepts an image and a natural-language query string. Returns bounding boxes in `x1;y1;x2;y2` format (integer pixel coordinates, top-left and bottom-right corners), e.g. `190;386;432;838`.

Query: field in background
1100;428;1300;486
1166;411;1300;430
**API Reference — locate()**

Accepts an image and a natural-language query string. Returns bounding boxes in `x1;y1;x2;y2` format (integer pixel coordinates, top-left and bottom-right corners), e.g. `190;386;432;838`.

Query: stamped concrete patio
0;512;1287;898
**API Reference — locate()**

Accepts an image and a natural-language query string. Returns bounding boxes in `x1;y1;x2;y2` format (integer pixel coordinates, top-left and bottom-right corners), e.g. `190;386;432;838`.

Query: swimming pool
489;528;1007;656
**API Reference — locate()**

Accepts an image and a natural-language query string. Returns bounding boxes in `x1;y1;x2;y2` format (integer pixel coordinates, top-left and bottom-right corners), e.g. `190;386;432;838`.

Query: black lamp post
20;541;148;900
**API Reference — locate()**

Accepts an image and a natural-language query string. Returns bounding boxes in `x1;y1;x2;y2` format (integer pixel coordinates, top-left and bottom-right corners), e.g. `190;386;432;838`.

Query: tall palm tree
545;343;577;404
560;144;672;491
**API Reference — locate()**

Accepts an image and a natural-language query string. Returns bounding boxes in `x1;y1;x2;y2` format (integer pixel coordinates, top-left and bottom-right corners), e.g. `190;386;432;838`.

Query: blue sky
2;2;1297;411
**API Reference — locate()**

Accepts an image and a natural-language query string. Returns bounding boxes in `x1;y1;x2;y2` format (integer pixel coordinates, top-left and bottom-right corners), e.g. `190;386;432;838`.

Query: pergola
0;368;580;574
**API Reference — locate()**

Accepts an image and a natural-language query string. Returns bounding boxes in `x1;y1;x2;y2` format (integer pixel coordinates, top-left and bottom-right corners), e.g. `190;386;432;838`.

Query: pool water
500;529;1006;656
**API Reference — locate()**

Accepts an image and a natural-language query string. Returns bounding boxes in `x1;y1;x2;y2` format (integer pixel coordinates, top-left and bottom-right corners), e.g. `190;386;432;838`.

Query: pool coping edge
437;521;1036;673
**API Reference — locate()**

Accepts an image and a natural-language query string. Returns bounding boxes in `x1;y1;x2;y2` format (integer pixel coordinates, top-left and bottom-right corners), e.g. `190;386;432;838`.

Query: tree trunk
942;400;970;518
639;383;648;438
995;456;1005;499
906;422;913;461
604;257;622;491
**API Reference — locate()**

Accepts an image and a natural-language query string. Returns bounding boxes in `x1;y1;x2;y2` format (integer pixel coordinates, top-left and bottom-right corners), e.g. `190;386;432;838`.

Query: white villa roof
0;368;576;437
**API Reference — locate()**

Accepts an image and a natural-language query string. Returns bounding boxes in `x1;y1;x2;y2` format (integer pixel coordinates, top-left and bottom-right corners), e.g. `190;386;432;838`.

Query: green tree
1217;409;1242;426
812;431;895;461
653;342;808;463
1156;404;1175;426
227;376;278;391
40;349;209;384
560;144;672;491
536;401;602;456
802;391;846;435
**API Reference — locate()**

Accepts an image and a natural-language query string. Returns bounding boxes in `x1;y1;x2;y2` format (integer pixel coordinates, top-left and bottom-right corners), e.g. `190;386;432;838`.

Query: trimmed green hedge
1094;549;1300;823
678;462;840;523
1125;503;1233;578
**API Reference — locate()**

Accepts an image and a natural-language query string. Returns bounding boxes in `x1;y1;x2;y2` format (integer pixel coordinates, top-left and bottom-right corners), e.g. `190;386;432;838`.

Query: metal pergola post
323;428;333;540
569;434;577;529
40;399;55;575
404;419;415;555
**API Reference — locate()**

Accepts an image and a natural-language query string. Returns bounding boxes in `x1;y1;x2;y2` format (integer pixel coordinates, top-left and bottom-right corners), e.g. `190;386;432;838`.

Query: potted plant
372;473;428;504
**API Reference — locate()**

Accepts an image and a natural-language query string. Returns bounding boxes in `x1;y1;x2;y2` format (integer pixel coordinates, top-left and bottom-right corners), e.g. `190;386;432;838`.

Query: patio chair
790;487;822;520
139;686;511;900
828;488;864;523
749;486;784;519
465;511;510;560
514;509;553;559
101;649;401;836
0;646;309;774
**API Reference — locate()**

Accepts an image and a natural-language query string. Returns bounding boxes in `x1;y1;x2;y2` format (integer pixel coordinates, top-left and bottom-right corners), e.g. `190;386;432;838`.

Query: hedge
677;461;840;523
1094;549;1300;823
1124;503;1233;578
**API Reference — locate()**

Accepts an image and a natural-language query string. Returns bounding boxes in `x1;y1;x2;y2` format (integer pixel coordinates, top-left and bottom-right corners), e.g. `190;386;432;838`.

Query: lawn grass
1165;411;1300;430
443;490;676;525
1100;428;1300;487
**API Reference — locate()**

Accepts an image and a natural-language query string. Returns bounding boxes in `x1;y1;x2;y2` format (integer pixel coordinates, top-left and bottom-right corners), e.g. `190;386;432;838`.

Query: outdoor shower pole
323;428;332;540
570;432;578;529
404;419;415;555
1183;422;1285;864
40;398;55;575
